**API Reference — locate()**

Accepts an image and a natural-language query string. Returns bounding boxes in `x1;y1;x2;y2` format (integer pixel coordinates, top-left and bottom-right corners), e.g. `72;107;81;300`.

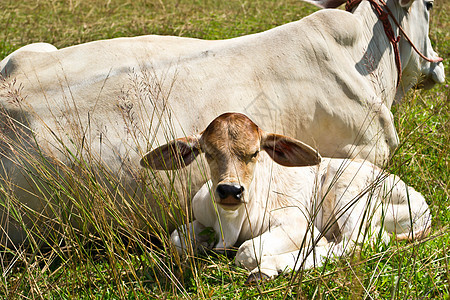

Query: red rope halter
346;0;444;87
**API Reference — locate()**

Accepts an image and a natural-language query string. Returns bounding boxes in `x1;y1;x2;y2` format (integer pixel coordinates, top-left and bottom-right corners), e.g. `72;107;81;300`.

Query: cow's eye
204;152;212;160
251;150;259;159
425;1;433;10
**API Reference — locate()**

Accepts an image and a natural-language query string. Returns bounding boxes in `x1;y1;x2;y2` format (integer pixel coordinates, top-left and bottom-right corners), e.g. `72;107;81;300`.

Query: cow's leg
333;173;431;249
235;207;328;280
332;191;390;252
170;220;215;255
381;175;431;240
236;230;334;284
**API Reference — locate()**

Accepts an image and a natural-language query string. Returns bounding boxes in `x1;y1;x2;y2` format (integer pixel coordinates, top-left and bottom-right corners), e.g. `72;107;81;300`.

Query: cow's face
199;113;262;209
304;0;445;92
141;113;321;210
398;0;445;90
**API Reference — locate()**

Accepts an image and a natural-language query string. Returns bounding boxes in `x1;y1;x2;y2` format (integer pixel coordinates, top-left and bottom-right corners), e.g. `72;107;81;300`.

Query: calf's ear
140;136;201;170
262;133;321;167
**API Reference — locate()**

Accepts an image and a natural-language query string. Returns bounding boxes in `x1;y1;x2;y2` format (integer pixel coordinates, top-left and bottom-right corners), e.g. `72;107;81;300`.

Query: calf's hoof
244;272;270;286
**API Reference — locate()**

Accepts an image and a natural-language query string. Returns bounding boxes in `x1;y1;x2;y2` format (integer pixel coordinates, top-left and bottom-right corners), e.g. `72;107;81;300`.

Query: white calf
141;113;431;283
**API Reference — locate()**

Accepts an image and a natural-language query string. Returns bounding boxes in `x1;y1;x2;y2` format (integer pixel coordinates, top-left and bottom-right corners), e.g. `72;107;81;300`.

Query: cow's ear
302;0;347;8
398;0;414;7
140;136;201;170
261;133;321;167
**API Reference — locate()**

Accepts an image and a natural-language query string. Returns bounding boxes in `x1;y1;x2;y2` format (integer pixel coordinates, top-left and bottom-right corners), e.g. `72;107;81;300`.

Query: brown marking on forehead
201;113;261;157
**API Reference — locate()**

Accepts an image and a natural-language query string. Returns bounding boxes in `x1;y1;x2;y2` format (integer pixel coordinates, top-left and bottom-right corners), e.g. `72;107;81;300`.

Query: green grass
0;0;448;299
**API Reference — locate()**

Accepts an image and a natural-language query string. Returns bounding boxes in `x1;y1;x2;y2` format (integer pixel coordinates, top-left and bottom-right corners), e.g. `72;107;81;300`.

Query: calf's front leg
170;220;215;255
235;208;328;281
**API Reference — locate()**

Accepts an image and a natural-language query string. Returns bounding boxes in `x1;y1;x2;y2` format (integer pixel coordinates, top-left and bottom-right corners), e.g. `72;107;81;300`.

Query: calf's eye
251;150;259;159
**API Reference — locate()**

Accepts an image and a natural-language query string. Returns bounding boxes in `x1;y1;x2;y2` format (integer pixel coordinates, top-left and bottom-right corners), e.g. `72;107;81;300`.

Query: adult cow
0;0;444;246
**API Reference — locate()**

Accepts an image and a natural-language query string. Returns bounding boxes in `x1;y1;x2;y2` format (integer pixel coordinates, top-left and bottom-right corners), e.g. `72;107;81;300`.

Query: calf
141;113;431;283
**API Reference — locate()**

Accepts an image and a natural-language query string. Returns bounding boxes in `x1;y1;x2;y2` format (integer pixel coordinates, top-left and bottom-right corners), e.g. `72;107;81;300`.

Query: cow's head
304;0;445;95
396;0;445;91
141;113;321;210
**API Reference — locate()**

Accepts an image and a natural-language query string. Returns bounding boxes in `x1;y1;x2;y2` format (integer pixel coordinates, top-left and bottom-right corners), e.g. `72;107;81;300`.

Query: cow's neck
353;0;409;106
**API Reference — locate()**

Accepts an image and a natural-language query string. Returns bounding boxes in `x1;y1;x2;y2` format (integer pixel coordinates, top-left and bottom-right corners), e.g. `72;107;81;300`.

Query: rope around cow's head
346;0;444;87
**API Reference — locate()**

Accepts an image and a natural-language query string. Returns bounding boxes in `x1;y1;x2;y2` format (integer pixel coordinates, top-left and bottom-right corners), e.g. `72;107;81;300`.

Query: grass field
0;0;448;299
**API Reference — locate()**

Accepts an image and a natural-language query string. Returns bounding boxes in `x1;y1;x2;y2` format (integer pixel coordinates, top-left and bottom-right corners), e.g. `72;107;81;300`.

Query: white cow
141;113;431;283
0;0;443;246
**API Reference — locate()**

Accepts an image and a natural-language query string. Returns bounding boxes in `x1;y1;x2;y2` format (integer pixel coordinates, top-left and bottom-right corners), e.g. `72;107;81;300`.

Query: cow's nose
216;184;244;200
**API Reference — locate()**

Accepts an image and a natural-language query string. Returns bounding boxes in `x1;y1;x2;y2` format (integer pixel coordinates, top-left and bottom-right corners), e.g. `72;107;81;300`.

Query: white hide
171;155;431;278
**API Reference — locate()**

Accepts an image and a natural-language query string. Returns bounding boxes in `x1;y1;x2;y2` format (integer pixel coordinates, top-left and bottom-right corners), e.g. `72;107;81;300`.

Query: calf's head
141;113;321;209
